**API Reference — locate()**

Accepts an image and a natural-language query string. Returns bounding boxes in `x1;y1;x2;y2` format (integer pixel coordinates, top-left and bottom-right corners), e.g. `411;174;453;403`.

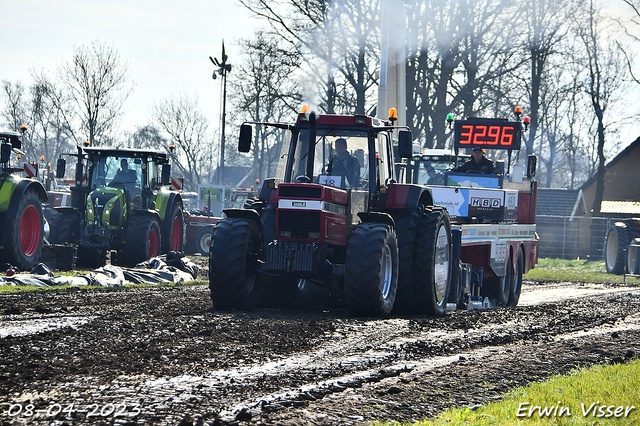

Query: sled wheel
391;209;421;314
3;190;44;271
345;223;398;317
605;224;630;274
123;214;162;267
209;218;261;311
508;247;524;307
413;207;452;316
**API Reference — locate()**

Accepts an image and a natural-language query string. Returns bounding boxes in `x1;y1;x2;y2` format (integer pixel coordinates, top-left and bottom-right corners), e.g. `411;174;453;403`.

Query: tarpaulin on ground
0;253;199;287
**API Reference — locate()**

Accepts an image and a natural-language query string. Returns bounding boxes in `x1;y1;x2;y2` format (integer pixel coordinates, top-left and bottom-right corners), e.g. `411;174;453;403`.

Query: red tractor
209;109;452;317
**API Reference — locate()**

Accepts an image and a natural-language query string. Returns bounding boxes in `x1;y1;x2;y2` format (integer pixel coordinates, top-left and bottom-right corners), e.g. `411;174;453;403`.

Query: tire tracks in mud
1;283;639;425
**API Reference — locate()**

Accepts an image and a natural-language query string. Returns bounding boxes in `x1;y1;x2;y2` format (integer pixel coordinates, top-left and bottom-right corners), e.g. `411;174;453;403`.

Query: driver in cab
111;159;137;184
452;147;496;174
327;138;360;187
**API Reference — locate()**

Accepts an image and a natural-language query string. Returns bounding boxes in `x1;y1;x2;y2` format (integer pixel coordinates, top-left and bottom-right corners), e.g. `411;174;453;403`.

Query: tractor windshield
290;128;369;190
90;156;142;190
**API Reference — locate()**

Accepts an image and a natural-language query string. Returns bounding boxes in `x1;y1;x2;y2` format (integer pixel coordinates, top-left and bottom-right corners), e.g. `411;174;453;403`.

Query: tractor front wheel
345;223;399;317
209;218;261;311
123;214;162;267
2;190;44;271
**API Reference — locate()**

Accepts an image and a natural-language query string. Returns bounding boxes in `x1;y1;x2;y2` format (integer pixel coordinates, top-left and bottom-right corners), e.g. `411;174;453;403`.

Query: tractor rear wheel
2;190;44;271
413;207;452;316
345;223;398;317
209;218;260;311
391;209;420;314
605;224;630;274
123;214;161;267
163;202;184;253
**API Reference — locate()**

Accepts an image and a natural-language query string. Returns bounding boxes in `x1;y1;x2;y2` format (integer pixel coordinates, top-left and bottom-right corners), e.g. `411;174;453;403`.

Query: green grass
375;359;640;426
524;258;640;284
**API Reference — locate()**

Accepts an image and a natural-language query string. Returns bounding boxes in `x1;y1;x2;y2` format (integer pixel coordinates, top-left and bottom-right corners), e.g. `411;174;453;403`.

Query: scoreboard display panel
454;120;522;151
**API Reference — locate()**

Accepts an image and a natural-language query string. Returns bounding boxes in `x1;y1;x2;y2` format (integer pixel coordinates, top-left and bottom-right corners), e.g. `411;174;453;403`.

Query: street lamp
210;40;231;185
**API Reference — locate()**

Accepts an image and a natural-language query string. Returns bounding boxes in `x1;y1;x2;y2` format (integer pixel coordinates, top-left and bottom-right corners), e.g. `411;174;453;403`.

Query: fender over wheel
209;218;261;311
344;223;399;317
413;207;452;316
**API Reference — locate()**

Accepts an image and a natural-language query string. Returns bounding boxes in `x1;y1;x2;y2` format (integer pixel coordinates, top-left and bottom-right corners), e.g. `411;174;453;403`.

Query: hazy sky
1;0;257;132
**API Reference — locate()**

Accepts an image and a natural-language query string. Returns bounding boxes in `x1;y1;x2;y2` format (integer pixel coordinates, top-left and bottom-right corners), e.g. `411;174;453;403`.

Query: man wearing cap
452;147;496;174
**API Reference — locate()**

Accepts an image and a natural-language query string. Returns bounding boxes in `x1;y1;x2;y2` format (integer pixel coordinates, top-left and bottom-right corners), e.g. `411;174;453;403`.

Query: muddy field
1;257;639;425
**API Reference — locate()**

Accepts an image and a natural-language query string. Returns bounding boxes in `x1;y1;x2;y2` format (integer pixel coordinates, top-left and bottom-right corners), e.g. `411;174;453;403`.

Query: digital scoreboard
454;120;522;150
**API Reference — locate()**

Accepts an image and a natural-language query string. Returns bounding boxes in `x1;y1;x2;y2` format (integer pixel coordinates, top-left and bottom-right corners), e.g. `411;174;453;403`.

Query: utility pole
210;40;232;185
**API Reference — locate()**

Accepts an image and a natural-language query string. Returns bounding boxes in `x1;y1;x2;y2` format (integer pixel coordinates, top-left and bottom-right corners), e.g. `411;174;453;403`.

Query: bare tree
152;94;214;191
60;41;132;146
232;32;301;182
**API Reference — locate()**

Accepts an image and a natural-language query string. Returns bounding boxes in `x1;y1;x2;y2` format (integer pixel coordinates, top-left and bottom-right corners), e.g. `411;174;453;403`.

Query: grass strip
376;359;640;425
524;258;640;284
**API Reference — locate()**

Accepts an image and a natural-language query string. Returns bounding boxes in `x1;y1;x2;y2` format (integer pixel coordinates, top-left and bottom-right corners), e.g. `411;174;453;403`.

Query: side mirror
0;143;11;164
238;124;252;153
397;130;413;159
56;158;66;178
161;164;171;186
495;160;505;174
526;154;537;178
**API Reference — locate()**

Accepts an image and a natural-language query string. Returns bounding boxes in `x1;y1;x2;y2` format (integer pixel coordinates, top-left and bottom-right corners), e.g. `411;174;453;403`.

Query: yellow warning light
40;155;45;161
515;106;522;114
388;108;398;121
169;145;175;152
301;105;310;114
83;141;89;147
48;162;51;167
20;125;27;132
17;154;21;159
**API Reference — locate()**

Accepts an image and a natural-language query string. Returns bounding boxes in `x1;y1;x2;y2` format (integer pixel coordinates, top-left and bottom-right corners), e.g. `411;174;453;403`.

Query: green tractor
0;129;47;271
54;145;184;268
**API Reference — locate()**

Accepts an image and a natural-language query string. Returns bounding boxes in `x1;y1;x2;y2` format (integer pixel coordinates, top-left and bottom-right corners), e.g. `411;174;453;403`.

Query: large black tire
391;209;420;314
412;207;452;316
209;218;261;311
508;247;524;307
345;223;399;317
484;253;512;307
2;190;44;271
76;246;107;269
48;209;81;244
163;202;184;253
194;226;214;254
605;224;630;274
122;214;162;267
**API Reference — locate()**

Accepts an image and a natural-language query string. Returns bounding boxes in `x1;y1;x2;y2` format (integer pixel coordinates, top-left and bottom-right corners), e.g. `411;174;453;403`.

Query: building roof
580;135;640;191
600;201;640;215
536;188;583;216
